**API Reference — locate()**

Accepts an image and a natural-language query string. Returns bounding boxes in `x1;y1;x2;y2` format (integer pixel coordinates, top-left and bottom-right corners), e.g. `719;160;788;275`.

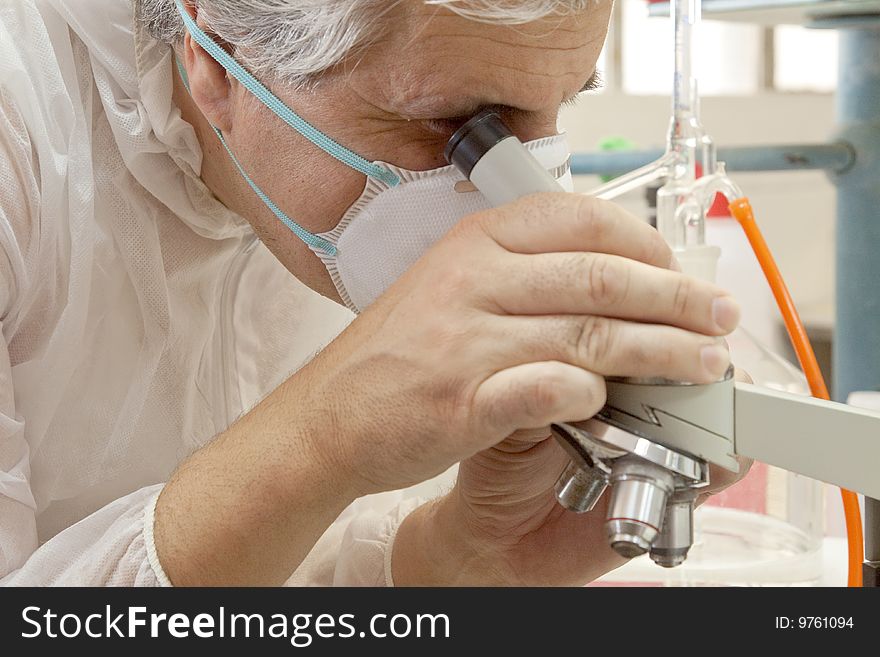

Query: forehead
348;1;612;119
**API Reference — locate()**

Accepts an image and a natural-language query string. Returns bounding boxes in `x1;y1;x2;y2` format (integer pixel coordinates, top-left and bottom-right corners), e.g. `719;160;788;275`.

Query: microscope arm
734;382;880;499
592;376;880;500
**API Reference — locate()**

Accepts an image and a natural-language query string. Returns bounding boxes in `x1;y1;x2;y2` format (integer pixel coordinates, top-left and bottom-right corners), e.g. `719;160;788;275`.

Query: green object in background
598;137;636;182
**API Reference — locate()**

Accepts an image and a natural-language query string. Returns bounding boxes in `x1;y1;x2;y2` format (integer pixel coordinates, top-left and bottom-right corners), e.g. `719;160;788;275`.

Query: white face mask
314;134;573;312
175;0;573;313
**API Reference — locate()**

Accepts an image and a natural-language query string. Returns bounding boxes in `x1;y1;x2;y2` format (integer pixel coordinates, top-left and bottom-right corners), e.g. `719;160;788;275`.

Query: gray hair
136;1;592;87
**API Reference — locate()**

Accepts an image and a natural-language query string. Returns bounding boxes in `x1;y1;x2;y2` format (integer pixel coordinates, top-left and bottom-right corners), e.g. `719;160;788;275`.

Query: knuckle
445;379;480;433
449;209;490;239
576;195;612;241
431;260;473;305
585;255;629;307
646;229;674;268
424;318;468;353
523;372;563;422
576;377;607;420
574;316;615;367
631;333;674;376
443;262;471;292
671;274;694;319
586;256;610;305
476;383;515;434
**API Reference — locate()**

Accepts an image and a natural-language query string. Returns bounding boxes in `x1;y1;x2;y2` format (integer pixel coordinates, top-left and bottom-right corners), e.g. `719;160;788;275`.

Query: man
0;0;745;586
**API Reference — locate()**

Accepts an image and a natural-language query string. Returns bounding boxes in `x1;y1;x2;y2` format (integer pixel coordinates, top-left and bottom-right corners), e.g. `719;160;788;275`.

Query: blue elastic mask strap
173;0;399;188
175;57;338;256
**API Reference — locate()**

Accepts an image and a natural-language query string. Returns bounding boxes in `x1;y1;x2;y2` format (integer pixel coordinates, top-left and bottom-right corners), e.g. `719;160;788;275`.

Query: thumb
471;361;607;447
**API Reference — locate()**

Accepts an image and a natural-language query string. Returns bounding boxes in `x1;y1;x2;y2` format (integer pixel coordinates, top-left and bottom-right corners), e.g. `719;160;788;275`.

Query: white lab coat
0;0;425;586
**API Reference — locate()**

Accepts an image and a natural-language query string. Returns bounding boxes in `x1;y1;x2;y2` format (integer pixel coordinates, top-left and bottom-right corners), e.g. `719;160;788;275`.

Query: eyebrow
426;69;602;120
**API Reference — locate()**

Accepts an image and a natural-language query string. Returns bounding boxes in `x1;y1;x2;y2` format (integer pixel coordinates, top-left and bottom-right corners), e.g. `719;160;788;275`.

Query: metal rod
571;142;855;177
866;499;880;562
832;27;880;586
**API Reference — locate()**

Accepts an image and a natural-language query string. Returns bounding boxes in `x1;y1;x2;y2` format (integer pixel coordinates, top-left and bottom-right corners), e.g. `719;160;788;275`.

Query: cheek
241;127;368;233
286;156;368;233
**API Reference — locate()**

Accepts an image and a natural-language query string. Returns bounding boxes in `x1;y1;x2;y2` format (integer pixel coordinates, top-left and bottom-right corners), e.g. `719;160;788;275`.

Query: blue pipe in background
571;143;855;177
832;28;880;402
832;26;880;569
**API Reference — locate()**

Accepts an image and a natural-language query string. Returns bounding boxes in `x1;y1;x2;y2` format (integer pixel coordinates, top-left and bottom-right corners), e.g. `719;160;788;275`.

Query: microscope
445;109;880;570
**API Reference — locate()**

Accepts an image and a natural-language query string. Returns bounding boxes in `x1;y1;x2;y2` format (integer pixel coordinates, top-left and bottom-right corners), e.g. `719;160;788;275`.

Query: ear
179;0;234;132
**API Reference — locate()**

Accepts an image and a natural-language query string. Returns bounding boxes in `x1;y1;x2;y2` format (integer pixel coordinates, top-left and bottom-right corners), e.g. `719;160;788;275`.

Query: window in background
621;0;762;96
774;25;838;92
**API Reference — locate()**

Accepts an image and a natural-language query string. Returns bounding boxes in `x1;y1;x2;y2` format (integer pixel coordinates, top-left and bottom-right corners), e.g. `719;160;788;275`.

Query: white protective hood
0;0;354;556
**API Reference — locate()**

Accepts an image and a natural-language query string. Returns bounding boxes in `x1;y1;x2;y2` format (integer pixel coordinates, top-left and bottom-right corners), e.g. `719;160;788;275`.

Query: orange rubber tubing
728;197;863;588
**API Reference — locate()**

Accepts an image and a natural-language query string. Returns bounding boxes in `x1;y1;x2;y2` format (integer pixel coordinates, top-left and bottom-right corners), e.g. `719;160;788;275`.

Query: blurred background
558;1;849;582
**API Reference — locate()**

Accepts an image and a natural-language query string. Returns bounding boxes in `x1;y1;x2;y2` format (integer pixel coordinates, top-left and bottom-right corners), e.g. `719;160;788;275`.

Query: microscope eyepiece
443;110;513;177
444;109;563;207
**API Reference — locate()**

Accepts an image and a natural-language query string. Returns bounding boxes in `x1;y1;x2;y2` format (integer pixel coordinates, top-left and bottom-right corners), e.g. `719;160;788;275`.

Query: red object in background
693;163;732;217
707;192;731;217
707;462;769;514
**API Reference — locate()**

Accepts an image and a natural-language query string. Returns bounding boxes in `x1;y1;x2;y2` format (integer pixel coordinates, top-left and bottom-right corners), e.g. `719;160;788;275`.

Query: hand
156;192;741;585
393;370;754;586
694;368;754;499
306;192;741;497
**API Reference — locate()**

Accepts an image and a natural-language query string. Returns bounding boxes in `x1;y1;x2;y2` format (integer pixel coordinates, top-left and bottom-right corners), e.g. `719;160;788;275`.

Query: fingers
489;251;740;336
471;361;607;440
492;315;732;384
476;192;675;270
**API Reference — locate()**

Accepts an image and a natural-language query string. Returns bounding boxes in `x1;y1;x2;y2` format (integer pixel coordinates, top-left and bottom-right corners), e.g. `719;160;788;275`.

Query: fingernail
701;344;731;379
712;296;741;333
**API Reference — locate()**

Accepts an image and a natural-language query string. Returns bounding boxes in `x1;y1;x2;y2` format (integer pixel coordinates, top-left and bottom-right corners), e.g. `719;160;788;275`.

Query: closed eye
419;70;602;137
419;104;520;137
564;70;604;107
